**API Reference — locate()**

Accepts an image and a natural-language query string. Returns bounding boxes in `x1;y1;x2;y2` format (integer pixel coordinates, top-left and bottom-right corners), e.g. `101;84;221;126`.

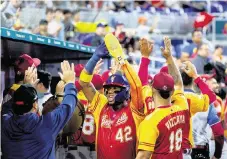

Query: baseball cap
92;74;104;90
102;70;112;83
13;84;38;115
160;66;168;73
97;22;107;28
74;64;84;77
152;72;174;91
14;54;41;74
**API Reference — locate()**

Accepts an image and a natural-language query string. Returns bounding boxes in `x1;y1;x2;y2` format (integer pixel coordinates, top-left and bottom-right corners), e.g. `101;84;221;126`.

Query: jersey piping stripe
90;93;100;113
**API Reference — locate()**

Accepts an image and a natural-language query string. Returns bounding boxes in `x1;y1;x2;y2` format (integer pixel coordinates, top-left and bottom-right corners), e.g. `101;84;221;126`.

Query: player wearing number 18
136;37;189;159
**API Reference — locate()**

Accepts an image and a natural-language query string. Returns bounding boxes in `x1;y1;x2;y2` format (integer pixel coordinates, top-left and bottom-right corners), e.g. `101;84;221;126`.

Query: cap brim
32;58;41;66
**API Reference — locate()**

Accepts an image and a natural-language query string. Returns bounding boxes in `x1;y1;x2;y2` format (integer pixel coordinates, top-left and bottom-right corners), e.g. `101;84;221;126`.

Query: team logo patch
101;115;112;128
111;76;116;83
163;85;167;90
116;113;128;126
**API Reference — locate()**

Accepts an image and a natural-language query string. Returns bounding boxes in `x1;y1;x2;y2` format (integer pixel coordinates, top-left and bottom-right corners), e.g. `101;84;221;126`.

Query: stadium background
1;0;227;101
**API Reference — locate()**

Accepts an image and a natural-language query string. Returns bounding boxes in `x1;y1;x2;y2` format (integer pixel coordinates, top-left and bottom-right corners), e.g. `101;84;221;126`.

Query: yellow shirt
138;90;189;158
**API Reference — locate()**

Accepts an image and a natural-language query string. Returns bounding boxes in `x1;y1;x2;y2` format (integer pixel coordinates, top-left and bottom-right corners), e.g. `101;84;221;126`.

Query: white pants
209;140;227;159
183;153;192;159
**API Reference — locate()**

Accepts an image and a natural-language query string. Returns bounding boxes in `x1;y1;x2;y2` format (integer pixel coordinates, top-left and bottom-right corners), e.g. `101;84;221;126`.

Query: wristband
80;70;93;83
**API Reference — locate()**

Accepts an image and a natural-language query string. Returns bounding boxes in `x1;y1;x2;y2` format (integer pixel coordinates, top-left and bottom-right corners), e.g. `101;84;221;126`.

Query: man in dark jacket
1;60;77;159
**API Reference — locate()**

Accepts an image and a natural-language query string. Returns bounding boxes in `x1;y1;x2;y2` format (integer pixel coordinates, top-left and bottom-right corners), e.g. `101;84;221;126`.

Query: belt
194;145;207;149
183;149;192;155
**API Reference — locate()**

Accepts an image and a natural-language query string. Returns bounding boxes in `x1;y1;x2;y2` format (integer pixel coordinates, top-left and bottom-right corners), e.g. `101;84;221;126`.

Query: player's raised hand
94;59;103;74
139;38;154;58
95;42;109;58
58;60;75;84
160;36;172;59
56;80;65;95
24;65;40;87
182;61;199;79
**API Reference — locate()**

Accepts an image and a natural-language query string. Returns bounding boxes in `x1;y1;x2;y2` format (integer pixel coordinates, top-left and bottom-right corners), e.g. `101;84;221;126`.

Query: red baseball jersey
138;90;189;159
87;61;145;159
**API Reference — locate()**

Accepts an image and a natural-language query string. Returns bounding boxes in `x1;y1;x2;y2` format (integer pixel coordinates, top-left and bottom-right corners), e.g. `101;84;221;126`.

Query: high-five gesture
182;61;199;79
139;38;154;58
161;36;172;59
24;65;39;87
58;60;75;84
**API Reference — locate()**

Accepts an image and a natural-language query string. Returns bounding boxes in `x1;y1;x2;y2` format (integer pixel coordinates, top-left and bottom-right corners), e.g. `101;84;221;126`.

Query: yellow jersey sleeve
185;93;209;116
122;61;143;112
88;91;108;121
171;90;188;110
138;117;159;152
142;85;154;115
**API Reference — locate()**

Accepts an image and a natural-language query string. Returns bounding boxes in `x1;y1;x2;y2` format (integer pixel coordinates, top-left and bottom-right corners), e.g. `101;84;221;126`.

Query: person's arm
46;83;77;137
161;36;183;91
136;151;152;159
138;38;153;86
79;42;108;103
207;104;224;159
182;61;216;104
138;57;150;86
194;77;216;104
44;61;77;137
122;61;143;112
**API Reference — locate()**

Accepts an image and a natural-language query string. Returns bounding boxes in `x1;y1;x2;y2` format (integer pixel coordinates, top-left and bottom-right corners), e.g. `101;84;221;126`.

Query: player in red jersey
136;36;189;159
79;34;145;159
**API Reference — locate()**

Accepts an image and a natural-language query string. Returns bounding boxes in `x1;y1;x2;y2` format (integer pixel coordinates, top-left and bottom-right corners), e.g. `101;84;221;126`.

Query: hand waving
93;59;103;74
139;38;154;58
58;60;75;84
160;36;172;59
24;65;39;87
181;61;198;79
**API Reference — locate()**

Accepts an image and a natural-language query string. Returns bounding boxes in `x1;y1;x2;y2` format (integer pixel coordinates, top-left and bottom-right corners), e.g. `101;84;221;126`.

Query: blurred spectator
182;29;203;58
91;23;106;46
36;19;52;37
63;9;74;40
48;8;65;41
3;0;21;16
213;46;225;63
192;43;210;74
136;16;153;38
46;8;55;23
113;22;127;46
223;23;227;35
36;70;53;113
151;0;165;8
103;0;133;12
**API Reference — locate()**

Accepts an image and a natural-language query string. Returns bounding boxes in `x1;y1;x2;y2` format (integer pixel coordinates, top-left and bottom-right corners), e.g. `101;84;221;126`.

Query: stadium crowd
1;1;227;159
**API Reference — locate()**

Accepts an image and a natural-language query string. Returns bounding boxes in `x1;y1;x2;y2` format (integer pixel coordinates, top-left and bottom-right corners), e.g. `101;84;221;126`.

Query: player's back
138;103;189;159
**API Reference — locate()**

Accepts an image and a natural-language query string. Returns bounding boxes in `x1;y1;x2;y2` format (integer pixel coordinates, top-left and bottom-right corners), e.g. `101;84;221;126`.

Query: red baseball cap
160;66;168;73
14;54;41;74
74;64;84;77
92;74;104;90
152;72;174;91
102;70;112;83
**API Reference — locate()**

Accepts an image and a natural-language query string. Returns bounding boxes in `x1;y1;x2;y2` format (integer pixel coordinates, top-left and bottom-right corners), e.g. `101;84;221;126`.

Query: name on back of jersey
165;115;185;130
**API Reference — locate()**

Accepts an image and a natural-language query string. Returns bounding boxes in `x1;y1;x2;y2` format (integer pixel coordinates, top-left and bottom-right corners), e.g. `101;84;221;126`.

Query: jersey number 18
169;128;182;153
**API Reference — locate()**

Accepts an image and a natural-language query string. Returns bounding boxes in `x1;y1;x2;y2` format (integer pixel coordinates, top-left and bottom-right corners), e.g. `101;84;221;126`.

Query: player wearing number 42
79;34;148;159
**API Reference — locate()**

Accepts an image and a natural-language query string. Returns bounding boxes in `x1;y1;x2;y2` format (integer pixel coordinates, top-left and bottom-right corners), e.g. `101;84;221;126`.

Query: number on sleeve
169;128;182;153
82;114;95;135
